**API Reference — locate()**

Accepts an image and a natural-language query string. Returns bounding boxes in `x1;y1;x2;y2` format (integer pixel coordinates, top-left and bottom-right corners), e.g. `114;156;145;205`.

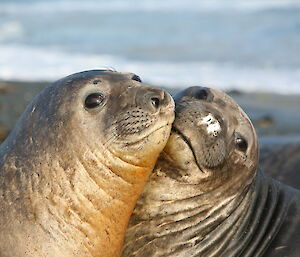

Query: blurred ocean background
1;0;300;93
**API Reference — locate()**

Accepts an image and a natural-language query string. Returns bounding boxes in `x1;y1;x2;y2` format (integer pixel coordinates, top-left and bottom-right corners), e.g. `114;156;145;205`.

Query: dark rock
260;141;300;190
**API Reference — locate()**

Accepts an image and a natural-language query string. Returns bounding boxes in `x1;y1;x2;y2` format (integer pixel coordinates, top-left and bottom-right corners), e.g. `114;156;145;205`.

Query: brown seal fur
122;86;300;257
0;70;175;257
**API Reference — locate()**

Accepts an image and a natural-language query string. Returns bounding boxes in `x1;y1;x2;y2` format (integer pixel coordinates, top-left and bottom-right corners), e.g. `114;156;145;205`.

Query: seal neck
196;171;291;257
1;136;152;257
50;143;152;257
123;170;291;257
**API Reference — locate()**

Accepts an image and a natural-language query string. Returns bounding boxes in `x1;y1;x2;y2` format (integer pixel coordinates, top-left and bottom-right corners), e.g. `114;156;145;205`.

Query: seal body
122;86;300;257
260;142;300;190
0;70;175;257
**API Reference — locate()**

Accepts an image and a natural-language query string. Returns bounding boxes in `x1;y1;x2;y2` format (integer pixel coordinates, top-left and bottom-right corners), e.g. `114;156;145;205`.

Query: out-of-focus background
1;0;300;145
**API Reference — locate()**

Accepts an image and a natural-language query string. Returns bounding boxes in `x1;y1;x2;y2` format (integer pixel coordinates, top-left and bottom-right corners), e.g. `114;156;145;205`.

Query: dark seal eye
132;75;142;82
236;136;248;152
85;93;105;109
151;97;160;109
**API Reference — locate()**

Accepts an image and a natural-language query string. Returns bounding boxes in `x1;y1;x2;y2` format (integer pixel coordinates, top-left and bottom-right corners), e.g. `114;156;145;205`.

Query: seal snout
190;87;210;100
174;86;213;102
138;88;173;113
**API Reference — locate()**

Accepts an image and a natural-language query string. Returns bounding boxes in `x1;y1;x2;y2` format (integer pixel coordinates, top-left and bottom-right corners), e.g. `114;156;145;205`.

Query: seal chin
109;121;173;168
125;122;172;148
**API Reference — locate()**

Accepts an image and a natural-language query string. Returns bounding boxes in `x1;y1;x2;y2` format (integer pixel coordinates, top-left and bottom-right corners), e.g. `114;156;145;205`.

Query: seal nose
191;87;210;100
138;89;171;113
173;86;213;102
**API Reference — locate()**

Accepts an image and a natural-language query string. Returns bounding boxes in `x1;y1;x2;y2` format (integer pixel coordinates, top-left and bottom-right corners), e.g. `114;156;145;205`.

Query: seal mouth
171;126;204;173
125;122;171;147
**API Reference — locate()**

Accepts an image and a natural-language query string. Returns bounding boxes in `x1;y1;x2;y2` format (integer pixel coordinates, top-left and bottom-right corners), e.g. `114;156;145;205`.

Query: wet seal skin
123;86;300;257
0;70;175;257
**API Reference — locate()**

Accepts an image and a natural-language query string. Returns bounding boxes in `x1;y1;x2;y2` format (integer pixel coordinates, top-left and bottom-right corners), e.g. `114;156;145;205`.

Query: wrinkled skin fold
123;86;300;257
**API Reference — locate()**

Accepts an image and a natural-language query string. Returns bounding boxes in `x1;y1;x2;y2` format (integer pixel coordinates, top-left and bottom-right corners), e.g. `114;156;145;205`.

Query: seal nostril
195;88;209;100
132;74;142;82
151;97;160;109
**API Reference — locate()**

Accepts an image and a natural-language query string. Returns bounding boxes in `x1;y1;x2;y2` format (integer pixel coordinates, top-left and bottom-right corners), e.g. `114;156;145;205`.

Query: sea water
0;0;300;93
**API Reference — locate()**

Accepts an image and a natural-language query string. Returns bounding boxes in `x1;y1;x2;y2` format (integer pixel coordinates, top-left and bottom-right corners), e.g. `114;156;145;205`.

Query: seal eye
236;137;248;152
132;75;142;82
85;93;105;109
151;97;160;109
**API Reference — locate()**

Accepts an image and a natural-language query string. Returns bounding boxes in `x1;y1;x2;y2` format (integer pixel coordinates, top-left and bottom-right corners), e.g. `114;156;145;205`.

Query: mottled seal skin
122;86;300;257
0;70;175;257
260;142;300;190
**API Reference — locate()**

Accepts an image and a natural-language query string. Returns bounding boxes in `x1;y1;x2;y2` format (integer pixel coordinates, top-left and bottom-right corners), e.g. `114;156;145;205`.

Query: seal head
168;86;258;186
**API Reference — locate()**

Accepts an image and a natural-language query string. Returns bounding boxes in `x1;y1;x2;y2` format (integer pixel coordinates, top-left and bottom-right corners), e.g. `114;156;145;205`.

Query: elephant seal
260;142;300;190
122;86;300;257
0;70;175;257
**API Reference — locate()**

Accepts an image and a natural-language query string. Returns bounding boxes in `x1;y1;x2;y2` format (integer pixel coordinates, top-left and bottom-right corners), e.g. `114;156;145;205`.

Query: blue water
1;0;300;93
